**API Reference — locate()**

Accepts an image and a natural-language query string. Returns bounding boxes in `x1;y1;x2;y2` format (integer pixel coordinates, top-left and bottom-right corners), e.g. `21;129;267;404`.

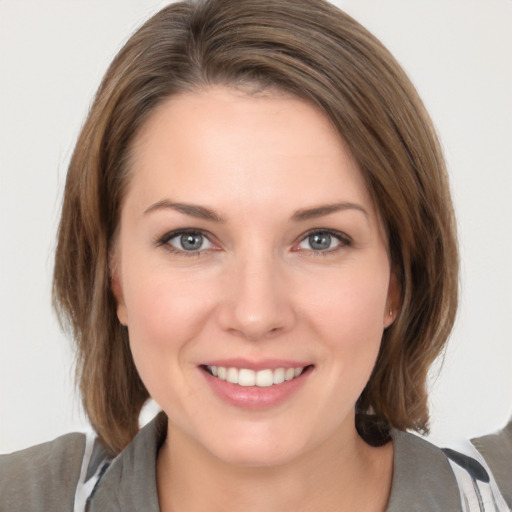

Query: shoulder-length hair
53;0;458;454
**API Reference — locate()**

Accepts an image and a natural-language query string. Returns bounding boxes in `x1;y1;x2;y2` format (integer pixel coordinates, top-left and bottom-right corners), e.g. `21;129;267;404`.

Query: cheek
310;263;388;313
301;261;389;359
121;267;213;375
122;270;221;419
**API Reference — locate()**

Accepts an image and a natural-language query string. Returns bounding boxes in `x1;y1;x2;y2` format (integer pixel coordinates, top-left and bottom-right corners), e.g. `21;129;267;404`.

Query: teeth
255;369;273;387
226;367;238;384
206;365;306;387
238;369;255;386
285;368;295;381
273;368;285;384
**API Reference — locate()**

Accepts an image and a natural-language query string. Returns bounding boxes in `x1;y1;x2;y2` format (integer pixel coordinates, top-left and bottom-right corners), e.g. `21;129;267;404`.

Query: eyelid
293;228;352;253
155;228;219;255
154;227;352;256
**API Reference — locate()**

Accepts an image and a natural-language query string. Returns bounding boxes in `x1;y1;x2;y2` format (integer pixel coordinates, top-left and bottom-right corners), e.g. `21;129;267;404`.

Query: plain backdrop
1;0;511;453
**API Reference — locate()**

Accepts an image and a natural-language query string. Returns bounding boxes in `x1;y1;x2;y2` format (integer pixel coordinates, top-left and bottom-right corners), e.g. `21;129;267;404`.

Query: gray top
0;432;84;511
472;421;512;508
0;413;508;511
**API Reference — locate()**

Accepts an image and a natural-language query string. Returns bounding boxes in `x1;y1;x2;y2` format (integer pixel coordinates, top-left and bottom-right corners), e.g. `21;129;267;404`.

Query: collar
88;412;167;512
386;429;462;511
89;414;461;511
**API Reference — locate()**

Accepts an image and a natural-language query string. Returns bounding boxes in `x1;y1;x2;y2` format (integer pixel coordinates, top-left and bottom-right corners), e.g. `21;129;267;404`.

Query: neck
157;421;393;512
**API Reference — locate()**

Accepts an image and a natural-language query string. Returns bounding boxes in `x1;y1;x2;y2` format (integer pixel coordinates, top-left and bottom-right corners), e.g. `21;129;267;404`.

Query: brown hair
53;0;458;453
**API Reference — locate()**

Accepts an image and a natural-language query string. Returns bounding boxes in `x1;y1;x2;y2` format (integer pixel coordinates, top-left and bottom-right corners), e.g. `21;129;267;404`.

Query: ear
383;270;401;328
109;249;128;326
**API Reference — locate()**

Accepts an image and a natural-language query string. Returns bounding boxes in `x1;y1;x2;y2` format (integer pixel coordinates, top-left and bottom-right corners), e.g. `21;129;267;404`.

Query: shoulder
389;430;510;511
0;432;86;512
472;421;512;509
388;430;462;511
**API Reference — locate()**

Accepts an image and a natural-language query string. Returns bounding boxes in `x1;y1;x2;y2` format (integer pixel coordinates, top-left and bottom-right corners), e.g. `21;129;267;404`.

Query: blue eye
176;233;205;251
159;230;213;253
297;230;349;252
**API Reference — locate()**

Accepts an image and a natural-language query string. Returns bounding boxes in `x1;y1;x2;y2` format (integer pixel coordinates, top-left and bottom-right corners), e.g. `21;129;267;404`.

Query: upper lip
200;359;313;371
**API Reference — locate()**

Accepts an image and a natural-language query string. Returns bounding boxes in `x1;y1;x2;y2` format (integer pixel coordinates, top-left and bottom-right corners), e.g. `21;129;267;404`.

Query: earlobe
384;308;395;328
384;271;401;328
110;254;128;326
113;282;128;326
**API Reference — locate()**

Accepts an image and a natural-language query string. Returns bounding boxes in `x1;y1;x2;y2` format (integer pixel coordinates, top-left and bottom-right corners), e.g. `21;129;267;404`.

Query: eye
157;230;214;254
296;230;350;253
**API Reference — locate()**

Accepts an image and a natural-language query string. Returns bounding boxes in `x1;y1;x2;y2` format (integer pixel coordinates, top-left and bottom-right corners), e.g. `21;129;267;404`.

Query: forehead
126;86;376;220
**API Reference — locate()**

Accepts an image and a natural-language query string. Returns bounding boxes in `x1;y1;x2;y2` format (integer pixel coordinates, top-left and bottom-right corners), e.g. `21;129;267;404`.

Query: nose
217;252;296;341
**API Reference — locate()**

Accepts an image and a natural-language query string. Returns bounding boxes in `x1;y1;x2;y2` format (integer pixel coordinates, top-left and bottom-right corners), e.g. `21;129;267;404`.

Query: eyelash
154;228;352;257
295;228;352;255
155;229;215;257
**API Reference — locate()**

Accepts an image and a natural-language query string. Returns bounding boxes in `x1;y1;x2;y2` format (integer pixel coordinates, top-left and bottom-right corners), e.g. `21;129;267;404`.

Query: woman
0;1;509;510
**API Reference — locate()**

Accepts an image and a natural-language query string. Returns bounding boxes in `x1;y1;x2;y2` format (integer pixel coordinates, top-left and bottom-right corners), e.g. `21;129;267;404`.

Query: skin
112;86;399;511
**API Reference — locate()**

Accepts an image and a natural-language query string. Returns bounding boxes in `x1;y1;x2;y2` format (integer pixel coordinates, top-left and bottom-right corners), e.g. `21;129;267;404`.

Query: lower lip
201;367;312;410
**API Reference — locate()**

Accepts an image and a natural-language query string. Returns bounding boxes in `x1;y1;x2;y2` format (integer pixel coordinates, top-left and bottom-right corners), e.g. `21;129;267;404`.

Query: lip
200;358;311;371
199;361;314;410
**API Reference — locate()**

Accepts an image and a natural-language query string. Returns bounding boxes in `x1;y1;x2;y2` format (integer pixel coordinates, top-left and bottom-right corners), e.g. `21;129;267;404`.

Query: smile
204;365;307;387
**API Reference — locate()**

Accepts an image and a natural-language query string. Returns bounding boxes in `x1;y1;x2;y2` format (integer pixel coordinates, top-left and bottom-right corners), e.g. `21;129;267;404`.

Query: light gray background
1;0;511;453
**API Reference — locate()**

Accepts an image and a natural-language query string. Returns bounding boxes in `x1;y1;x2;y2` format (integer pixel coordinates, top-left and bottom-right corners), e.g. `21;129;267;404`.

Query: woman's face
113;87;398;467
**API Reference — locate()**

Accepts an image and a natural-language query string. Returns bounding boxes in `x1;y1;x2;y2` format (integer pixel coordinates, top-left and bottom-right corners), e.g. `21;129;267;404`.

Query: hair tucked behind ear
53;0;458;453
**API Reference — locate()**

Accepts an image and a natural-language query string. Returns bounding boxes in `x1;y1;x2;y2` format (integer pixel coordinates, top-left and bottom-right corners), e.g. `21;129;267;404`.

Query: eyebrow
144;200;368;223
144;200;226;223
291;202;368;222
